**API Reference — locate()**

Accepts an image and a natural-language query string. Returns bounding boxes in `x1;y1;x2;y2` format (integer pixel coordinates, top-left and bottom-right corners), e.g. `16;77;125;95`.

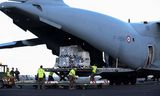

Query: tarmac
0;81;160;96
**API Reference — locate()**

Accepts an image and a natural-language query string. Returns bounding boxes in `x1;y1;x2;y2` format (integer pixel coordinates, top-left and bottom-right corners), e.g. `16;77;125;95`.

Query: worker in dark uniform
59;72;67;81
15;68;20;81
48;71;54;81
68;68;77;89
10;67;15;77
37;65;45;89
90;64;97;84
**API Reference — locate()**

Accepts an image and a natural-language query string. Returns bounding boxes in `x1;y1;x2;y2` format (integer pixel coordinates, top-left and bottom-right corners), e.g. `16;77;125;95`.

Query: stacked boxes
77;51;90;67
56;45;90;68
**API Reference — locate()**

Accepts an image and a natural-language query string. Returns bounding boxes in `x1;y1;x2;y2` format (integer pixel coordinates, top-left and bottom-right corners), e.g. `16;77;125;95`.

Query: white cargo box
57;45;90;68
77;51;90;67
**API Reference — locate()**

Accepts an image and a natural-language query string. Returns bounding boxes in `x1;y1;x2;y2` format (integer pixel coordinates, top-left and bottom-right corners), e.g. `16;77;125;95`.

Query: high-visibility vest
37;68;45;78
92;65;97;73
6;71;11;77
69;69;76;76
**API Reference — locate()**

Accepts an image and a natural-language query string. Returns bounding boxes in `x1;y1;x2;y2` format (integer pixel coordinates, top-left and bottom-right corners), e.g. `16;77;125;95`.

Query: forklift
0;64;15;88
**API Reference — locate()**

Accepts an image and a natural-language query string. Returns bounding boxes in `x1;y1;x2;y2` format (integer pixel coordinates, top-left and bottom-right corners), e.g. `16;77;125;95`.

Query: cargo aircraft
0;0;160;85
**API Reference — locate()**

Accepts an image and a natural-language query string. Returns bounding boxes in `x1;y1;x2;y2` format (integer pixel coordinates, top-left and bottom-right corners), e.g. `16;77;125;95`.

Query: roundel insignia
126;36;131;43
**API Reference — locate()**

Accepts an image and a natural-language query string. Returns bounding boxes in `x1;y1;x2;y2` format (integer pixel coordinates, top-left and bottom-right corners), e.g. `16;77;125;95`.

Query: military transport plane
0;0;160;84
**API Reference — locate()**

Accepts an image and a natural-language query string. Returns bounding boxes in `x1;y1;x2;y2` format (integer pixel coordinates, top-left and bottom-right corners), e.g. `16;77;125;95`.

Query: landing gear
102;72;137;85
122;80;129;85
130;78;136;85
0;80;4;88
5;85;12;88
109;80;114;85
109;77;136;85
115;81;121;85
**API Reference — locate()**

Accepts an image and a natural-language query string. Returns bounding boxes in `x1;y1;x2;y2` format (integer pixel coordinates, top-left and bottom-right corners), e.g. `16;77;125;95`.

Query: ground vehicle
0;64;15;88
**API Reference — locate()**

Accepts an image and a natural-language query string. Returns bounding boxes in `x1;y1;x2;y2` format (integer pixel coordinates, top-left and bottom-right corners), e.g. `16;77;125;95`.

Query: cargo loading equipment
15;67;138;89
15;75;109;89
43;45;138;85
44;67;136;85
16;45;156;88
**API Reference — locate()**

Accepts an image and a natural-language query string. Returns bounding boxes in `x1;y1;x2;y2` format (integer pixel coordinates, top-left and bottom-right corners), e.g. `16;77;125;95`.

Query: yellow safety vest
37;68;45;78
69;69;76;76
92;65;97;73
6;71;11;77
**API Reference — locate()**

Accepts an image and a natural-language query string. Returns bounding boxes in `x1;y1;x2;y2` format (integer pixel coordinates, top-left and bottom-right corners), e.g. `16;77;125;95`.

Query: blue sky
0;0;160;75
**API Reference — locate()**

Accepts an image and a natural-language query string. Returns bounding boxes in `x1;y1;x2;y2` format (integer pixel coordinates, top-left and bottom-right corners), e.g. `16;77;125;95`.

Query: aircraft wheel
115;81;121;85
123;80;129;85
33;85;38;89
6;85;12;88
82;86;87;90
130;78;136;85
109;80;114;85
97;84;102;89
0;80;4;88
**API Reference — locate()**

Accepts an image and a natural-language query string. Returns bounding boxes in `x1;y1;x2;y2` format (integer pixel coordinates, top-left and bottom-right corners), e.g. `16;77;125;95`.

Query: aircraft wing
0;38;44;49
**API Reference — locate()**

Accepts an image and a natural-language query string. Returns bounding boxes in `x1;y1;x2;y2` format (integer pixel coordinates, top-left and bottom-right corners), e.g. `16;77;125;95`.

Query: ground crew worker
48;71;54;81
5;68;15;85
90;64;97;84
6;68;11;77
15;68;20;81
37;65;45;89
68;68;77;89
10;67;15;77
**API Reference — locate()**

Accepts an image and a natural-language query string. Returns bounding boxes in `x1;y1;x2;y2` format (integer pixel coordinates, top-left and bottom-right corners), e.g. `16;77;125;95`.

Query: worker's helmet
40;65;43;68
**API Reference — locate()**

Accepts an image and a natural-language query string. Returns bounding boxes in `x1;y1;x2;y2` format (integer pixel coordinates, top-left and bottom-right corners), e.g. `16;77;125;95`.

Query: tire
6;85;12;88
33;85;38;89
130;78;136;85
0;80;4;88
97;84;102;89
115;81;121;85
123;80;129;85
82;86;86;90
109;80;114;85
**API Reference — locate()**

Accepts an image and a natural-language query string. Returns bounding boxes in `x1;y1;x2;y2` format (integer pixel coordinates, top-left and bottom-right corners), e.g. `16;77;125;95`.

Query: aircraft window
32;4;42;12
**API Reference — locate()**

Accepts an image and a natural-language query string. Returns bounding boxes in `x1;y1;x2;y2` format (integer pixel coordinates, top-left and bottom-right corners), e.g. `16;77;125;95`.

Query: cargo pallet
15;79;109;89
